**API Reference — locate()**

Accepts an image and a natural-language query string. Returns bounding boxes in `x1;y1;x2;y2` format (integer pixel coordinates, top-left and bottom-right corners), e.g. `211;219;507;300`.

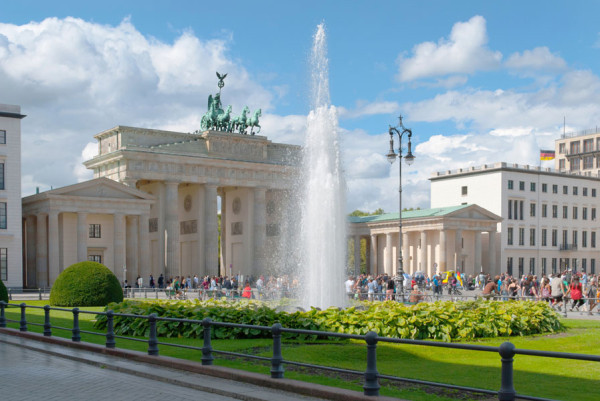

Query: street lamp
386;115;415;302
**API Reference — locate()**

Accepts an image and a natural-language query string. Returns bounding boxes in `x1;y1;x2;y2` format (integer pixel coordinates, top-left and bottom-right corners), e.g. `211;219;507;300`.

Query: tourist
136;275;143;288
345;276;355;299
540;278;552;303
367;278;375;301
158;274;164;289
586;277;598;315
409;285;424;303
242;281;252;299
568;277;584;311
482;276;500;299
507;278;519;299
385;277;395;301
149;274;155;289
550;274;566;311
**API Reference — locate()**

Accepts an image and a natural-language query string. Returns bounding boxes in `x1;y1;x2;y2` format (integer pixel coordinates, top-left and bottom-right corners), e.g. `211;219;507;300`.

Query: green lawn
2;300;599;401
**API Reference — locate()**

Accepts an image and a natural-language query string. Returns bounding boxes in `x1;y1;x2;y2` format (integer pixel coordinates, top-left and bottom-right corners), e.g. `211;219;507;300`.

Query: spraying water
299;23;347;309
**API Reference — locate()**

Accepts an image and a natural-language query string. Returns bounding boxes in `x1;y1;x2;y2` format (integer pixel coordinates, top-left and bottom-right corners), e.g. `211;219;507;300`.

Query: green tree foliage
50;261;123;307
0;279;8;303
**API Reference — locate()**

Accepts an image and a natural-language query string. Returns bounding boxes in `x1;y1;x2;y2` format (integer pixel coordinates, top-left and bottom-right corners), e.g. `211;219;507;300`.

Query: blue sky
3;1;600;211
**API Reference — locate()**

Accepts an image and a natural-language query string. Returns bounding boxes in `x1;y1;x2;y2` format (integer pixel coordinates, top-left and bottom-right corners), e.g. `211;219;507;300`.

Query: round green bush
0;279;8;303
50;261;123;307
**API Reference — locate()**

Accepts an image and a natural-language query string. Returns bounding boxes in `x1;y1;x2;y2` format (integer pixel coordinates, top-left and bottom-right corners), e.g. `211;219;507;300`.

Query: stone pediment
44;178;154;201
445;205;502;222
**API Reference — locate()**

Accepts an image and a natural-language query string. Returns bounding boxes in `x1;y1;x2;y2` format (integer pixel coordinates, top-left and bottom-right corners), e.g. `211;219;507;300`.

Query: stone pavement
0;331;399;401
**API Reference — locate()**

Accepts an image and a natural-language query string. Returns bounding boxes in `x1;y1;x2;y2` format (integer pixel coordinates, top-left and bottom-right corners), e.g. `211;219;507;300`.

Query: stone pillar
474;231;482;275
439;230;447;271
36;213;48;287
139;213;150;281
220;190;227;276
370;234;378;275
353;235;361;276
253;187;267;276
402;233;409;273
204;184;219;276
126;215;139;280
455;229;463;270
77;212;88;262
114;213;126;279
488;231;496;274
48;210;60;285
419;231;427;275
385;233;393;276
164;181;180;278
25;215;37;288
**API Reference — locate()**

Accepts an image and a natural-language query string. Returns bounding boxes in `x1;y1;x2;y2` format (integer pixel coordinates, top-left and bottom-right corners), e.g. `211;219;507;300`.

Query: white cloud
337;100;401;120
505;47;567;72
397;15;502;82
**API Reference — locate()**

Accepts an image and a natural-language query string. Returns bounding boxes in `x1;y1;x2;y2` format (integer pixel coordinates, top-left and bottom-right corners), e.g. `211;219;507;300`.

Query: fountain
299;23;347;309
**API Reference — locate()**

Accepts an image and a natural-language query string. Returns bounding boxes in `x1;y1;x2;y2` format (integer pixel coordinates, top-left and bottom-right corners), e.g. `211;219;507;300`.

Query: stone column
385;233;393;276
353;235;361;276
253;187;267;276
474;231;482;275
488;231;496;274
25;215;37;288
402;233;409;273
420;231;427;275
36;213;48;287
220;190;227;276
114;213;126;279
77;212;88;262
204;184;219;276
439;230;447;271
370;234;378;275
139;213;150;280
126;215;139;280
164;181;180;278
455;229;463;269
48;211;60;285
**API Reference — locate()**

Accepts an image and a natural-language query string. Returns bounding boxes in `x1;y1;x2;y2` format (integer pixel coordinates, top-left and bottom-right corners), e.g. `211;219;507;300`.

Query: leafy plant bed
94;298;564;341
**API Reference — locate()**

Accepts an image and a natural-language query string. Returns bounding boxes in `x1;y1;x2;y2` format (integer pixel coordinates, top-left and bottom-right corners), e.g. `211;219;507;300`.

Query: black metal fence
1;301;598;400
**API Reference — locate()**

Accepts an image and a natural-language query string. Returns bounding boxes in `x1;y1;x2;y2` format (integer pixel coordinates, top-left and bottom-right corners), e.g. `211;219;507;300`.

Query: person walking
568;277;584;311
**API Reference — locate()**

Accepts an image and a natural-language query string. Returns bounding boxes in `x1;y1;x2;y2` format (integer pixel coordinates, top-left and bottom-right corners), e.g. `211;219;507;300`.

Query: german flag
540;149;555;160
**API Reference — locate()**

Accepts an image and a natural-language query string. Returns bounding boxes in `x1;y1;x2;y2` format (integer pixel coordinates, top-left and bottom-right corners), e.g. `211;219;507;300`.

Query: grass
2;300;599;400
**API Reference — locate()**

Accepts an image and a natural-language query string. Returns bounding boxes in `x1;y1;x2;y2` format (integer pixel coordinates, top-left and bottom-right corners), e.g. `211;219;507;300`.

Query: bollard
155;288;158;299
270;323;284;378
19;303;28;332
43;305;52;336
8;288;12;301
72;308;81;342
148;314;159;356
0;301;6;327
105;310;116;348
363;331;380;396
498;342;516;401
38;288;42;300
201;318;213;365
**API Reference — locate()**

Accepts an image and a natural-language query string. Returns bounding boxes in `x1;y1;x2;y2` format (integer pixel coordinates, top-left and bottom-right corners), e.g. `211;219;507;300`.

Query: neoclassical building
348;205;502;277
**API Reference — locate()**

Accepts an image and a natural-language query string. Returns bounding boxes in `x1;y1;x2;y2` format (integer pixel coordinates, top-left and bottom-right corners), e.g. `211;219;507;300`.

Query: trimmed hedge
0;279;7;303
94;298;564;341
50;261;123;307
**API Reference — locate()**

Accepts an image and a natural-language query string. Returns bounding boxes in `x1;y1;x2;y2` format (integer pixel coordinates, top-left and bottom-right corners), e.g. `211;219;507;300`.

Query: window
542;204;547;218
0;202;6;229
0;130;5;144
552;205;558;218
563;206;568;219
563;185;568;195
542;229;547;246
0;248;6;281
0;163;4;190
559;143;566;154
508;180;514;190
507;257;513;276
89;224;101;238
583;231;588;248
573;186;578;196
592;231;597;248
584;156;594;169
552;184;558;194
542;183;547;193
529;258;535;275
573;206;578;220
592;259;596;274
582;258;587;273
542;258;547;276
530;203;536;217
519;228;525;246
520;201;524;220
584;138;594;152
583;187;588;196
461;186;468;196
592;208;597;220
593;188;597;197
559;159;566;170
508;200;512;219
507;228;513;245
552;229;558;247
530;228;536;246
573;230;578;246
518;258;524;277
572;258;578;272
88;255;102;263
519;181;525;191
570;141;580;154
562;230;568;247
583;207;588;220
530;182;536;192
552;258;558;274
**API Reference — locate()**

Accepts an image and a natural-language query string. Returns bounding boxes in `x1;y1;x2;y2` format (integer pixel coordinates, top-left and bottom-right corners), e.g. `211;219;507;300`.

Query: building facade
0;104;25;287
431;162;600;277
555;127;600;174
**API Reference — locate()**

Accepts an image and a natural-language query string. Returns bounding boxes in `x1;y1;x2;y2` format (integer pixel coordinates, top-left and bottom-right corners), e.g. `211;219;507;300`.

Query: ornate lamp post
386;115;415;302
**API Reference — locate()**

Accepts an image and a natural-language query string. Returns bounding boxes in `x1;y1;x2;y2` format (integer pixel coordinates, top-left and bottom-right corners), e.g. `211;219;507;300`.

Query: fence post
147;313;159;355
498;342;516;401
0;301;6;327
363;331;380;396
43;305;52;336
270;323;284;378
201;318;213;365
155;288;158;299
72;308;81;342
19;303;28;332
106;310;116;348
8;288;12;300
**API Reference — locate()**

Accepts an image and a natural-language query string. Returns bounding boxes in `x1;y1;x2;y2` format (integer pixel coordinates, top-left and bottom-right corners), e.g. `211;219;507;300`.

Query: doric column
36;213;48;287
77;212;88;263
474;231;482;275
164;181;180;278
420;231;427;276
439;230;447;271
253;187;267;276
114;213;126;278
220;190;227;275
353;235;361;276
48;210;60;285
385;233;393;276
138;213;150;280
488;230;496;274
204;183;219;276
455;229;463;269
126;215;139;280
370;234;378;275
25;215;37;288
402;233;409;273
